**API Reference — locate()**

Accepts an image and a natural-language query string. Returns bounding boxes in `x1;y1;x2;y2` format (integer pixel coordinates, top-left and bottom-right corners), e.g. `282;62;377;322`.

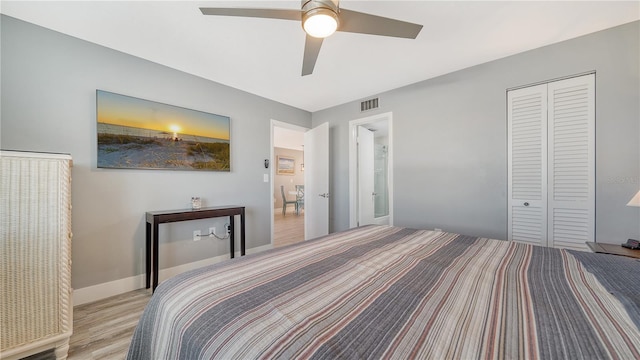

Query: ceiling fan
200;0;423;76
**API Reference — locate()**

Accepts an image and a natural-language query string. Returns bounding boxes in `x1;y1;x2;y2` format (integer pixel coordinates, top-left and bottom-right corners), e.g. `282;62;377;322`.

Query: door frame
270;119;309;246
348;112;394;228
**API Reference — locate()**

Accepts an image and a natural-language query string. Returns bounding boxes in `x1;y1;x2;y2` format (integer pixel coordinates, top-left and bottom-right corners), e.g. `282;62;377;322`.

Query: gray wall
313;21;640;244
273;147;304;210
0;16;311;289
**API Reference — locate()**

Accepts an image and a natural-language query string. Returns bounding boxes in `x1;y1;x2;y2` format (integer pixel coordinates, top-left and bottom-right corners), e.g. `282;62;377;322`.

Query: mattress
127;225;640;359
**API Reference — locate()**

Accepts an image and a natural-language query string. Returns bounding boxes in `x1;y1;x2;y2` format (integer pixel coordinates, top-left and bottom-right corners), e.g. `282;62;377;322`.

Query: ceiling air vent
360;98;379;112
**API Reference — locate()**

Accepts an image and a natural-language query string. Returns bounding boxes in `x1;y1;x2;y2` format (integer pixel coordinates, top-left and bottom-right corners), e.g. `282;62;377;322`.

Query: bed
127;225;640;359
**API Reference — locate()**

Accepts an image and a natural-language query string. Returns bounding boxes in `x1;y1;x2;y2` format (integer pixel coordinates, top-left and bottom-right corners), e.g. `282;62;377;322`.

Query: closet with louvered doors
507;73;595;251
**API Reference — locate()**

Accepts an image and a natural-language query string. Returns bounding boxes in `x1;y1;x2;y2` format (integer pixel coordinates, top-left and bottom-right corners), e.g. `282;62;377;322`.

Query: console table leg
240;209;246;256
145;222;151;289
152;222;159;292
229;215;235;258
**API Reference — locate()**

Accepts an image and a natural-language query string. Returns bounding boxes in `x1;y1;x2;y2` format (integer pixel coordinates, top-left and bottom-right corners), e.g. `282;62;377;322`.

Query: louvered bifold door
508;84;548;246
547;74;595;251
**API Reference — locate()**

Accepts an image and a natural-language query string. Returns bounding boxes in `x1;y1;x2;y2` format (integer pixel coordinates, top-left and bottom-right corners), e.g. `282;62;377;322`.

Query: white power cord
208;223;231;240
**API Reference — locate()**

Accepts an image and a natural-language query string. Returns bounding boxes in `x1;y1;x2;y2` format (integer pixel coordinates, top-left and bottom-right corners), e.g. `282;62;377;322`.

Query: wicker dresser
1;151;73;360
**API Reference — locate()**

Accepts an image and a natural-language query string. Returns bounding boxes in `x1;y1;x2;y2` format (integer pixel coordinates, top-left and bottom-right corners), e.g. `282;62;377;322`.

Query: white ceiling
2;1;638;112
274;126;304;150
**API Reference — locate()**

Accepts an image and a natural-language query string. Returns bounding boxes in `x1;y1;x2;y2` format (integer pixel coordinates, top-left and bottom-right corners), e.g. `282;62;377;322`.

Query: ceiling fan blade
302;35;324;76
200;8;301;21
337;9;422;39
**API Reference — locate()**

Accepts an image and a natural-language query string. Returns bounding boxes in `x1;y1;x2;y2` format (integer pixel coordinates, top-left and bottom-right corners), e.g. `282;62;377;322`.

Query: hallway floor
273;207;304;247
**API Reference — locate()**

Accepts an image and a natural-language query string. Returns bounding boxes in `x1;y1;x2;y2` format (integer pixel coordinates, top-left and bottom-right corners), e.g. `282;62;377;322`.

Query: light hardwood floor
273;207;305;247
67;289;152;360
25;289;152;360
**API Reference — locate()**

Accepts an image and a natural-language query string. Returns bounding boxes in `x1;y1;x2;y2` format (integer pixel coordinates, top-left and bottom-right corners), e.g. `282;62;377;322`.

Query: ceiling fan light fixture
201;0;423;76
302;8;338;38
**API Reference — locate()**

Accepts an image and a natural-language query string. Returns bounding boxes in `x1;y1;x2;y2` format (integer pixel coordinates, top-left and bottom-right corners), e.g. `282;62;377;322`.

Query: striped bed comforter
127;225;640;359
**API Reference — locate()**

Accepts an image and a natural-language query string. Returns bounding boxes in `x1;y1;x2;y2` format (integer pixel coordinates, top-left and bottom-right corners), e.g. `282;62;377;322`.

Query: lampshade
627;190;640;207
302;8;338;38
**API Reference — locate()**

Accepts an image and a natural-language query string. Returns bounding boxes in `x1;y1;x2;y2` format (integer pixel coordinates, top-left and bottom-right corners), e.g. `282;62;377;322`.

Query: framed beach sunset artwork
96;90;230;171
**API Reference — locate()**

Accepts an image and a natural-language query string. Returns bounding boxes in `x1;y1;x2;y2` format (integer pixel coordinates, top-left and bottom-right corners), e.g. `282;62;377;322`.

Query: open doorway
271;121;307;247
349;112;393;227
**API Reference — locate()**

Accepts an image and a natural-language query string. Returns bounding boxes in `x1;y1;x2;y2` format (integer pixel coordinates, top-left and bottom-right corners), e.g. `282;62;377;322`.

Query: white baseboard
73;244;273;306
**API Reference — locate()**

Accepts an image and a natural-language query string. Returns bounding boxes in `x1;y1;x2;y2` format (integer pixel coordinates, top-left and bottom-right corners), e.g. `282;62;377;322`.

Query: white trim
348;112;394;228
72;244;273;305
270;120;309;246
0;150;71;160
506;70;596;91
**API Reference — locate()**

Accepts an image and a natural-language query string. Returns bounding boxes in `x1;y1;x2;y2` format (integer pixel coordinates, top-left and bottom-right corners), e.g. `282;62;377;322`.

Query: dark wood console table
146;206;245;292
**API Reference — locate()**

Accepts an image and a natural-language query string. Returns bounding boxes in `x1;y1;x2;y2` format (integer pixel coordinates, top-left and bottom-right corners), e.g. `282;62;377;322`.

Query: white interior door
358;126;375;226
508;84;548;246
547;74;595;250
304;122;329;240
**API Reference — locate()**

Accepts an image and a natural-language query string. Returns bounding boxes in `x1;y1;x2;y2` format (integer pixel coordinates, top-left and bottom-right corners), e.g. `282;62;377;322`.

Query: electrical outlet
225;224;231;235
209;227;216;237
193;230;201;241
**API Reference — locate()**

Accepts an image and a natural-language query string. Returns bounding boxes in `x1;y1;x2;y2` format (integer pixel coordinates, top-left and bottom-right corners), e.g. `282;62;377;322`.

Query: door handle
524;202;529;206
319;193;330;198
